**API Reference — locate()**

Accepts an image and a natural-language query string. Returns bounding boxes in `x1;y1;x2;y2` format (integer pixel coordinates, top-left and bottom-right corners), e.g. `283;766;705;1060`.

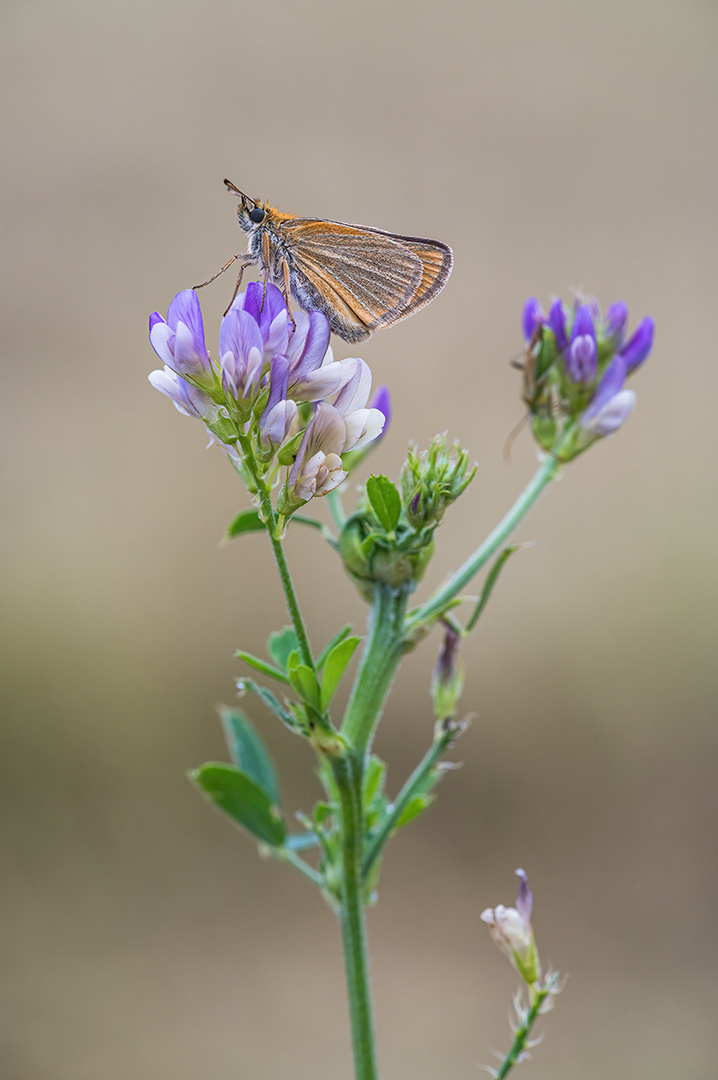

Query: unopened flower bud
617;316;654;371
481;868;541;985
431;623;464;721
522;298;544;341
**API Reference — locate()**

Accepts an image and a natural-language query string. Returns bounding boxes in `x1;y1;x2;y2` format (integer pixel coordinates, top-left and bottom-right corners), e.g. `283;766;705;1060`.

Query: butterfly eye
249;207;265;224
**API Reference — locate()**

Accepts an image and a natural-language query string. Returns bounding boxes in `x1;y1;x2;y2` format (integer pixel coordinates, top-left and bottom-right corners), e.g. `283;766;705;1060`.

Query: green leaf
363;756;387;806
317;625;353;670
235;650;289;683
236;677;301;732
291;514;325;532
366;475;402;533
395;793;436;828
465;544;520;632
226;508;266;539
267;627;300;671
320;636;360;709
313;801;335;825
288;662;321;711
191;763;286;846
220;707;281;807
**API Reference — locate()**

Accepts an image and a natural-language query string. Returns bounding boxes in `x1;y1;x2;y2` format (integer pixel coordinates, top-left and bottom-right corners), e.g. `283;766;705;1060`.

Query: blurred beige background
2;1;717;1077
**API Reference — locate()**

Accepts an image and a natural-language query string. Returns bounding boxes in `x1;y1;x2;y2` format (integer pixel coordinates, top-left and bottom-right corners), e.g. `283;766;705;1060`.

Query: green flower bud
401;436;476;531
338;513;435;600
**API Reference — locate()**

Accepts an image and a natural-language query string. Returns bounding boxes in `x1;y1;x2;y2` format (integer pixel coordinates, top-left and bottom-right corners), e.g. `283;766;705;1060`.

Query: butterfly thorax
238;202;298;277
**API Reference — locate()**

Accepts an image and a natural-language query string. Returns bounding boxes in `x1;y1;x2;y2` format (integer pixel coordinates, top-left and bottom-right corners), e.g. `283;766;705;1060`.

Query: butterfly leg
280;258;296;333
223;256;254;315
194;252;248;290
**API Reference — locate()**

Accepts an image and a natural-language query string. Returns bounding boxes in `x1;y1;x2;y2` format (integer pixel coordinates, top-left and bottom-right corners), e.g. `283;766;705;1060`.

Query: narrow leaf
226;508;266;539
366;474;402;533
320;636;360;710
235;650;289;683
291;514;325;531
220;707;281;807
235;677;301;733
395;793;436;829
191;763;286;846
268;627;300;671
317;625;353;670
466;545;520;632
363;756;387;806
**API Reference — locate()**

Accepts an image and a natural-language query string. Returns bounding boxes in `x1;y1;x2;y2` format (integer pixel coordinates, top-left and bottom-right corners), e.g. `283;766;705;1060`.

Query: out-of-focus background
2;1;717;1077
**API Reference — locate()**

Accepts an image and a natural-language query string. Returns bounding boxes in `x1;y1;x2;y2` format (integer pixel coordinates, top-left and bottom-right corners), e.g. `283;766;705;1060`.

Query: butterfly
195;180;453;342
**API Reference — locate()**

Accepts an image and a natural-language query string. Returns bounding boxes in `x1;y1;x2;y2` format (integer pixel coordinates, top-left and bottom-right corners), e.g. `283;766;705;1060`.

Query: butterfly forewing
280;219;424;320
386;237;453;313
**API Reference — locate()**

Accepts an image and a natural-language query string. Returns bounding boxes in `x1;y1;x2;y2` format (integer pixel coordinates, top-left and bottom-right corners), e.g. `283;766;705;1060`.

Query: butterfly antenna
224;179;254;206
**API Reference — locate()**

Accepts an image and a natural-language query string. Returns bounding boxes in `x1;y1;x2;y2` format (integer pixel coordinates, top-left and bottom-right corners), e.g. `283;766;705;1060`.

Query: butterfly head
224;179;270;234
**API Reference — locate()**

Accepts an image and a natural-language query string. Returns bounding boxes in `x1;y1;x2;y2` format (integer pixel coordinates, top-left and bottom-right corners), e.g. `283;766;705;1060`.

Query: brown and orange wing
378;233;453;323
278;219;425;341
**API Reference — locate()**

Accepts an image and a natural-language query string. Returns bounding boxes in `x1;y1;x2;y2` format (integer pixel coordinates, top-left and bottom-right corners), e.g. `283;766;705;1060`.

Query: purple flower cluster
521;295;654;446
149;285;390;509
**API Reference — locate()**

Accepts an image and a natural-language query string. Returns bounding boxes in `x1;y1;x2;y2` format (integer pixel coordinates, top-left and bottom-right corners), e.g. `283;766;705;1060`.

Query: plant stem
495;976;558;1079
275;847;325;888
330;582;412;1079
362;723;456;879
407;439;573;632
237;434;314;669
341;583;409;755
332;754;378;1080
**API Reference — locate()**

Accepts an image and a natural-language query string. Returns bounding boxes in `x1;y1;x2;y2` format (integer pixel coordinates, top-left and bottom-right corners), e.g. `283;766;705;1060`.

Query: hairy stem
362;722;457;879
495;976;558;1079
340;583;409;755
332;754;378;1080
237;434;314;669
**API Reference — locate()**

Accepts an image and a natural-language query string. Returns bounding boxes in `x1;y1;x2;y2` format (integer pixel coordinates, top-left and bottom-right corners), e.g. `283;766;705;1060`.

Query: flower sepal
338;512;435;600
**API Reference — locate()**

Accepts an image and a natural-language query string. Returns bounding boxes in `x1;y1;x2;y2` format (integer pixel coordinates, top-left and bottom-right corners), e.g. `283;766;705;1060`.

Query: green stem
362;723;455;879
238;434;314;670
495;977;557;1079
274;848;324;888
407;438;573;632
340;584;409;755
332;754;378;1080
327;487;347;530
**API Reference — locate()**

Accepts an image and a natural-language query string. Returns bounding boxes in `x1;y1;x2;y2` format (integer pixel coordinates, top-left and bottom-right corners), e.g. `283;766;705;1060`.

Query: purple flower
548;298;568;353
148;365;218;424
285;309;332;381
522;297;544;341
580;354;636;437
565;304;597;383
617;316;654;372
259;356;297;449
231;282;291;357
218;307;265;405
604;301;629;347
283;402;349;508
370;386;392;429
149;290;213;384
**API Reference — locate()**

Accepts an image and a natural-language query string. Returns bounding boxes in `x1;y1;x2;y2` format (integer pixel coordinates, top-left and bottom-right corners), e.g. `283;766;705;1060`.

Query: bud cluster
149;285;388;513
520;295;654;458
339;436;475;598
